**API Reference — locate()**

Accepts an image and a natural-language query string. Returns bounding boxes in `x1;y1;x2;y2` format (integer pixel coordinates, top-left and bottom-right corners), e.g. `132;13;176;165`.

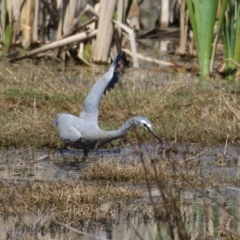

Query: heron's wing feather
80;50;123;121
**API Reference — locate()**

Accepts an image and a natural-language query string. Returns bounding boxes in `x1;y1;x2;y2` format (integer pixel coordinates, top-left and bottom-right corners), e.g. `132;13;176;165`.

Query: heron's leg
83;149;88;156
80;149;88;161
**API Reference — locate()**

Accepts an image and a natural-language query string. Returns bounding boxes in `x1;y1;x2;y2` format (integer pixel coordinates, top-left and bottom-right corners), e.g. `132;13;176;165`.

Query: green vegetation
223;0;240;80
186;0;240;80
3;0;12;53
186;0;219;79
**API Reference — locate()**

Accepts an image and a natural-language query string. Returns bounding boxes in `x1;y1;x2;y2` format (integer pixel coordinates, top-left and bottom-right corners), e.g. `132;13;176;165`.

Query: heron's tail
111;50;124;69
53;114;61;126
104;50;124;94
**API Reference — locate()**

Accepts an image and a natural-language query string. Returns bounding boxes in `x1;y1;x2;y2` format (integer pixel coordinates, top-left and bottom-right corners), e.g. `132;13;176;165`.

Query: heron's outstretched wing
80;50;123;121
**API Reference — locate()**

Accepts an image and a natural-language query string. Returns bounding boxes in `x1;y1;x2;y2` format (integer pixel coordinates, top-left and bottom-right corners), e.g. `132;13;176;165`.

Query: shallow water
0;145;158;181
1;143;240;181
0;144;240;239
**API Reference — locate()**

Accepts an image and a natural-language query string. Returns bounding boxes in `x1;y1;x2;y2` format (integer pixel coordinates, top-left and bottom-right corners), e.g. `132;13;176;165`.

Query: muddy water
0;144;240;239
1;143;240;181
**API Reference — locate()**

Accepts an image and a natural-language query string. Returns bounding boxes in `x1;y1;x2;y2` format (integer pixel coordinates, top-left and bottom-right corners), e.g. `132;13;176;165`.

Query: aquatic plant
186;0;219;79
186;0;240;80
223;0;240;80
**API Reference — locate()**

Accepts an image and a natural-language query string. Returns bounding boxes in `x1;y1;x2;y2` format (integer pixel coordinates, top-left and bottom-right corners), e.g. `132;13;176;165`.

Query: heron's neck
115;118;134;136
101;118;135;142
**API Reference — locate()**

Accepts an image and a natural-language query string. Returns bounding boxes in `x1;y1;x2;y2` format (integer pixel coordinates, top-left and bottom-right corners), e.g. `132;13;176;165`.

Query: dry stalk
113;21;139;67
11;30;97;62
93;0;116;62
122;48;174;67
33;0;39;42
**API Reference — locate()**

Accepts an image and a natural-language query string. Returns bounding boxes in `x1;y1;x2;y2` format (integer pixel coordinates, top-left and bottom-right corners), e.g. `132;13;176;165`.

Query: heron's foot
80;151;92;162
79;155;88;162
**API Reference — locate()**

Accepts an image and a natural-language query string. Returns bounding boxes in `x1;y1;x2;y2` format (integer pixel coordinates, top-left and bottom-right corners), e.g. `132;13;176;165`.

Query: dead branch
10;30;97;62
122;48;175;67
60;17;97;39
113;20;139;68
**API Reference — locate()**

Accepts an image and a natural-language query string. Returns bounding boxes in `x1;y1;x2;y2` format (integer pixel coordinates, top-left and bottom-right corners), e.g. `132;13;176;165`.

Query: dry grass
83;158;192;184
1;63;240;149
83;156;238;187
0;180;142;226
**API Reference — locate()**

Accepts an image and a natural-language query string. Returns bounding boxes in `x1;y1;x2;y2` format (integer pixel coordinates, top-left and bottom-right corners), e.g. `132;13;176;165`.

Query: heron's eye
143;123;148;128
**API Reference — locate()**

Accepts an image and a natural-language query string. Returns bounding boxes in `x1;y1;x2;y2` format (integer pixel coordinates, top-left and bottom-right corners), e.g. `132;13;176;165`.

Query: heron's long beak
147;127;162;144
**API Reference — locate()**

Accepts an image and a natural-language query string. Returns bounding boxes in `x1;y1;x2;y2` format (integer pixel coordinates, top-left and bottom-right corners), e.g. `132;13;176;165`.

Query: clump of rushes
186;0;219;79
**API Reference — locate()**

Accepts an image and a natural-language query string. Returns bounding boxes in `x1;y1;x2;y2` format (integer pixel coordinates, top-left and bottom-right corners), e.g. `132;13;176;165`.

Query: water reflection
0;188;239;239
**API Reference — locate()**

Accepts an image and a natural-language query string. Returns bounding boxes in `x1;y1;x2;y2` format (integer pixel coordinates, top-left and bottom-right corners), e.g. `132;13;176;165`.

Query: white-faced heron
54;50;161;156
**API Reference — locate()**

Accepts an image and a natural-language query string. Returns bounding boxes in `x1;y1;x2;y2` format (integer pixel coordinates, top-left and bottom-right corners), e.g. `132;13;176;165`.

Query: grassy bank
0;63;240;149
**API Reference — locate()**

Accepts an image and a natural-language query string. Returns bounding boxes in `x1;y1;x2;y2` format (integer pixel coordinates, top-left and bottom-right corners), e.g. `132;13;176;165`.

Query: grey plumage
54;50;161;156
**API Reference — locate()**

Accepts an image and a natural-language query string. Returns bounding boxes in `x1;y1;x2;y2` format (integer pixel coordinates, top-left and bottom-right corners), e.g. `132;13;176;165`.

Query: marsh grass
0;180;142;225
83;154;238;187
1;64;240;238
1;64;240;148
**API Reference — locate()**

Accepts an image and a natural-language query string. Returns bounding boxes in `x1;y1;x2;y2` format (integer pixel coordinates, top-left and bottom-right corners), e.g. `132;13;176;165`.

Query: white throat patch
140;120;152;129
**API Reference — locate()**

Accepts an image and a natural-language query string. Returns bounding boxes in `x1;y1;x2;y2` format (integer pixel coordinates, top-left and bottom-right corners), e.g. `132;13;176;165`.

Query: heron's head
133;116;162;143
134;116;152;130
